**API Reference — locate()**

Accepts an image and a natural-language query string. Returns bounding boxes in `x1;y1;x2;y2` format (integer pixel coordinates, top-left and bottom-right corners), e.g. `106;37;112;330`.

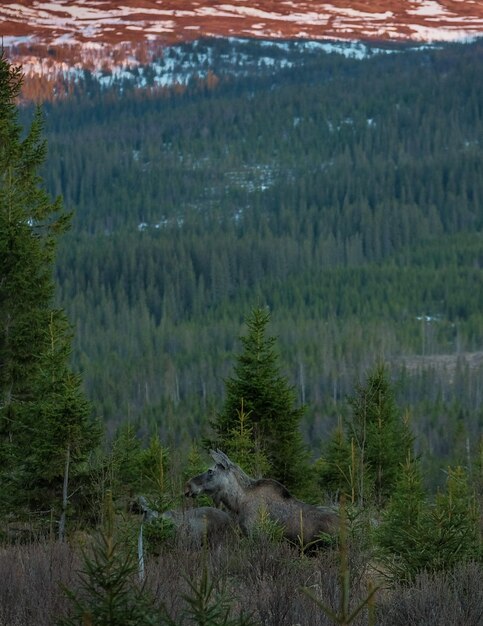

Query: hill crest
3;1;482;48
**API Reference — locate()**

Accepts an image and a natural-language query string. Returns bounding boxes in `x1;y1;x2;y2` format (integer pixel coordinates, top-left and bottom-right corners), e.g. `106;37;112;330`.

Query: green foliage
182;444;212;507
110;426;172;512
248;505;285;544
23;41;482;486
139;436;169;495
349;364;414;506
211;307;310;495
472;434;483;499
375;455;429;583
111;423;145;500
142;516;176;556
428;466;481;570
224;400;270;478
167;558;258;626
23;312;101;525
0;51;99;528
59;494;161;625
377;461;481;583
320;364;414;506
316;420;357;502
3;40;482;517
183;444;208;482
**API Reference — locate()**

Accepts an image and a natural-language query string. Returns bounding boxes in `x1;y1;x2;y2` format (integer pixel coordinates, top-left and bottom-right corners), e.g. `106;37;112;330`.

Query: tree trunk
58;442;71;542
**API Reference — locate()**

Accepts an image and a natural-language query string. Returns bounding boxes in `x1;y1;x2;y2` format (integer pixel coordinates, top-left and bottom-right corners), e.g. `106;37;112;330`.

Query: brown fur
162;506;235;544
185;450;338;547
136;496;234;545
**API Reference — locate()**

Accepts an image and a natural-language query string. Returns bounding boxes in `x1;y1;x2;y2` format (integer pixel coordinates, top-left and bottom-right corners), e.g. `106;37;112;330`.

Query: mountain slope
2;1;482;46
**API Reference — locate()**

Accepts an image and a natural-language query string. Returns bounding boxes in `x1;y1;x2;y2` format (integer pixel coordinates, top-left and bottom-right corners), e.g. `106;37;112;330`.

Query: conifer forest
35;39;483;483
1;38;482;626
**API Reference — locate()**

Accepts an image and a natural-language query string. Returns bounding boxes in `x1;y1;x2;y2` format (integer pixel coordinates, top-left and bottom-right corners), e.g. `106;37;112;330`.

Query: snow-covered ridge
10;37;422;94
2;1;482;46
2;1;481;98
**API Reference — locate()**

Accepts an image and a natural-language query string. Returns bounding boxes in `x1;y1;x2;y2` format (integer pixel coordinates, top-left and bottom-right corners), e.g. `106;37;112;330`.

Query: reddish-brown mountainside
2;1;482;46
2;1;482;99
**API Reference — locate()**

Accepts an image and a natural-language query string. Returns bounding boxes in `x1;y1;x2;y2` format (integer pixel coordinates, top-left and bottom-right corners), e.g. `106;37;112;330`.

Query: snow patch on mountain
3;1;482;98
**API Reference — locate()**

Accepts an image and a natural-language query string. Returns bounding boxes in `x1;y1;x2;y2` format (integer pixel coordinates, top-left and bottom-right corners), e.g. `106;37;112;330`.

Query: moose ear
210;449;232;469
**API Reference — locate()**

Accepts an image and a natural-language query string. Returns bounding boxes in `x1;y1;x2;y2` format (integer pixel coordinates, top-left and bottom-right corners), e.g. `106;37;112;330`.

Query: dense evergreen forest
21;38;483;489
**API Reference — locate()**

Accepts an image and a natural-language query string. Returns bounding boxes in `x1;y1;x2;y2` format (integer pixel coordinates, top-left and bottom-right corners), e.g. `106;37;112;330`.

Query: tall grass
0;534;481;626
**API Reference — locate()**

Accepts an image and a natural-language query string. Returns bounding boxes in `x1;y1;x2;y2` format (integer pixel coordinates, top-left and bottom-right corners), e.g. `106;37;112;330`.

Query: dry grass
0;534;481;626
0;541;80;626
376;562;483;626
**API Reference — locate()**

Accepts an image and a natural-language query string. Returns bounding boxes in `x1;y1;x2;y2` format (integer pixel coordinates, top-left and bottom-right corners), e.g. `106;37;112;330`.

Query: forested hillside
23;39;483;488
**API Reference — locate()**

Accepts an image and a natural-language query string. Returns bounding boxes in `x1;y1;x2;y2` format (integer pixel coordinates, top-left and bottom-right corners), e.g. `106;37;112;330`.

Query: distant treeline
21;38;483;488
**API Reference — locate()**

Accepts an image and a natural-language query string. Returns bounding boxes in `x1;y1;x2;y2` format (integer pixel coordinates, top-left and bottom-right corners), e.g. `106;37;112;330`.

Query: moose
136;496;234;545
185;449;339;548
162;507;235;544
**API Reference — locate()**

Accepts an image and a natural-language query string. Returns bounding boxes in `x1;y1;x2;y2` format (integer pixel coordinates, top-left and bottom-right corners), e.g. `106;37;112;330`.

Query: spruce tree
111;423;144;501
140;434;170;496
224;399;270;479
319;363;413;507
428;466;481;571
377;462;481;583
0;52;99;531
348;364;413;507
59;492;162;626
211;307;310;495
316;420;357;503
376;455;428;583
